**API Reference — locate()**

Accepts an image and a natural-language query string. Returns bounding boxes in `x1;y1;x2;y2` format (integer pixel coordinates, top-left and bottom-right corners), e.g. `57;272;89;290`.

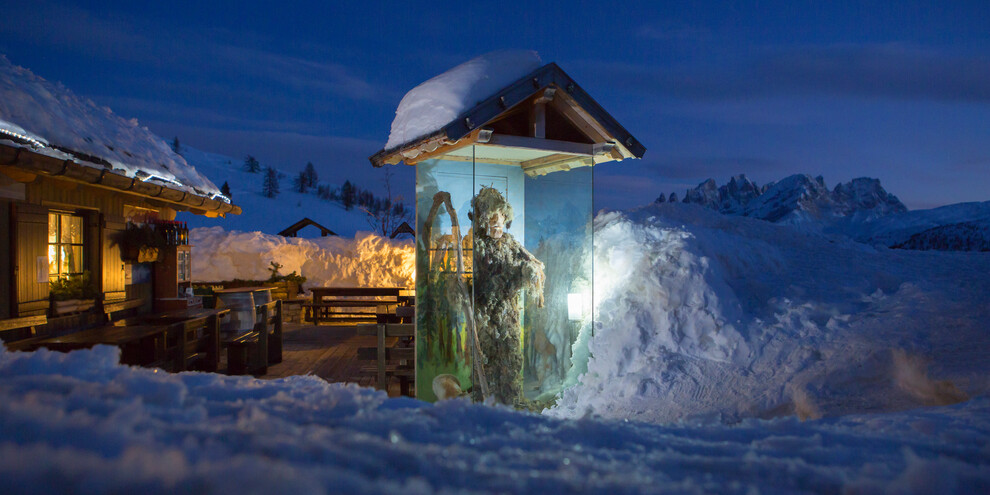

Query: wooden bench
356;322;415;396
0;315;48;344
223;300;281;376
111;307;228;372
305;287;412;325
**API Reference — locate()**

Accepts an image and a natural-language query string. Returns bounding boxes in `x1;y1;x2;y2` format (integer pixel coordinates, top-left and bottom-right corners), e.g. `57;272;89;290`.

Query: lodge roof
369;62;645;169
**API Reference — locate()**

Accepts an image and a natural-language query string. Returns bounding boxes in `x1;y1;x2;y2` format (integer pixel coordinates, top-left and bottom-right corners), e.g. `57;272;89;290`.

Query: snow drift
190;227;414;289
550;203;990;423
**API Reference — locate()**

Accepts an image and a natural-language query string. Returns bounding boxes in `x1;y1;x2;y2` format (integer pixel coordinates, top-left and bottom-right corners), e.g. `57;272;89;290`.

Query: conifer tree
303;162;318;188
244;155;261;173
293;171;308;193
171;136;181;154
262;166;279;198
655;193;666;203
341;180;355;210
220;181;232;199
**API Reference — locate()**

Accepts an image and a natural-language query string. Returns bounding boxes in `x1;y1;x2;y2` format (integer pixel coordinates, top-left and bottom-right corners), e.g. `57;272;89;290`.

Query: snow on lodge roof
0;55;239;216
370;50;645;168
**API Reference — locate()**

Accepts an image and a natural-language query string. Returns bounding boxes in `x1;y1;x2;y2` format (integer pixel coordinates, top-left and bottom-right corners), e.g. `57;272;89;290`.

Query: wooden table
35;323;172;369
308;287;409;325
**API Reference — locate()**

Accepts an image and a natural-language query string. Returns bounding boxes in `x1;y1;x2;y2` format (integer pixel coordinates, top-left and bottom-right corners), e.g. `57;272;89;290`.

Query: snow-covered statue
469;187;545;405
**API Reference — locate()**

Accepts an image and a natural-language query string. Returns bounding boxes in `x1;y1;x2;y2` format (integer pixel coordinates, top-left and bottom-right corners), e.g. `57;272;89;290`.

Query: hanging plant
110;222;166;263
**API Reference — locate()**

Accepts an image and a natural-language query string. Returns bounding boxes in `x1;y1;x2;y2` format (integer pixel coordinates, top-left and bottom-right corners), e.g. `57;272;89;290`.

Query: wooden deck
259;323;413;397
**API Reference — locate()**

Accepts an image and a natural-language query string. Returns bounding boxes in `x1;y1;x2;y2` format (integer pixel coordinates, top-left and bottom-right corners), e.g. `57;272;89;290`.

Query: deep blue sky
1;0;988;210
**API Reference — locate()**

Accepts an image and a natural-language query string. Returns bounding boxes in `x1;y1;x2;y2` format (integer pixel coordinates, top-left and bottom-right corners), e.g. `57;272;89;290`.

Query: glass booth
416;145;594;407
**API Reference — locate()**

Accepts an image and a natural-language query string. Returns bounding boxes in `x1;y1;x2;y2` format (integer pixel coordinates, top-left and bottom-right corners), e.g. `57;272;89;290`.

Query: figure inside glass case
469;186;545;405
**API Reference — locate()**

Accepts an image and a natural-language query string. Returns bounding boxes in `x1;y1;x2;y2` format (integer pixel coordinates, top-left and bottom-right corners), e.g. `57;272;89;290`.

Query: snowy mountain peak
675;173;907;225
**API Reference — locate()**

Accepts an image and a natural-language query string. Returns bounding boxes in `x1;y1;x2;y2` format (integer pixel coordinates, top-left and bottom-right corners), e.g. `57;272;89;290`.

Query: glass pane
48;214;58;243
62;215;83;244
59;245;70;275
522;159;594;403
48;244;59;275
61;245;83;274
471;150;530;407
415;152;476;403
415;144;596;409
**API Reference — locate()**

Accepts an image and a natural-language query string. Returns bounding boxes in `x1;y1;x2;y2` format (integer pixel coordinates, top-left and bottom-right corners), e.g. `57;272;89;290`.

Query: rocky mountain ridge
658;174;989;252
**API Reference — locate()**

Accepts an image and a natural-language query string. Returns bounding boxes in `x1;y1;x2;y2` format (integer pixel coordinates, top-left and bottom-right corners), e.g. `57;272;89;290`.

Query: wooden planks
260;323;410;394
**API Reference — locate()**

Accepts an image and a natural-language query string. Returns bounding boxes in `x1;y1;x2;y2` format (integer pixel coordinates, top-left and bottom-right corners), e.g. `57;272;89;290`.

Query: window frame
47;210;86;281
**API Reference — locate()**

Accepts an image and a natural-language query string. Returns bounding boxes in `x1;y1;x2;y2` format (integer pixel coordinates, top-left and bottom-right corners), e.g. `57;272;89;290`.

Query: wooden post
377;323;387;390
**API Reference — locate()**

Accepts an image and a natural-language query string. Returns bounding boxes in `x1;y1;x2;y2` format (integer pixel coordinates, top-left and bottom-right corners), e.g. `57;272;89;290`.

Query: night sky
1;0;988;210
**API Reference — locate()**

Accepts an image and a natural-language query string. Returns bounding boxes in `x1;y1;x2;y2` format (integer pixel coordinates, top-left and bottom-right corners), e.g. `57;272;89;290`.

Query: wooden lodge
0;58;241;342
0;142;241;338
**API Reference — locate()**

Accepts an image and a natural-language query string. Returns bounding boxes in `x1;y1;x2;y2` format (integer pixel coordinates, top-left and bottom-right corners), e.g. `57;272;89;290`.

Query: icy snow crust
190;227;414;288
550;203;990;424
384;50;542;150
2;346;988;494
0;56;220;197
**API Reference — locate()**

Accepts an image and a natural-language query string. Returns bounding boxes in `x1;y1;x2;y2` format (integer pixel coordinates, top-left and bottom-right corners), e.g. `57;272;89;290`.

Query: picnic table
30;323;174;369
306;287;413;325
33;307;230;372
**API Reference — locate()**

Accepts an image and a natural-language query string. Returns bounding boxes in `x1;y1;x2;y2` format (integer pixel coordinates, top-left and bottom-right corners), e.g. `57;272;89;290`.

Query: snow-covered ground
1;345;988;494
190;227;413;288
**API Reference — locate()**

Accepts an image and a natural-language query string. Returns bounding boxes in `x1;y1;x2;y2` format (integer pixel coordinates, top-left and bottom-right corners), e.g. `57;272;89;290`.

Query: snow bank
384;50;542;150
550;203;990;424
190;227;414;289
2;345;988;493
0;55;220;197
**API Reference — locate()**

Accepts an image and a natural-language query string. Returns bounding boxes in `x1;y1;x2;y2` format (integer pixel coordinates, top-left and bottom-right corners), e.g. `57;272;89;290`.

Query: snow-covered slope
176;145;382;237
836;200;990;249
0;55;221;199
384;50;542;150
2;345;988;494
550;203;990;424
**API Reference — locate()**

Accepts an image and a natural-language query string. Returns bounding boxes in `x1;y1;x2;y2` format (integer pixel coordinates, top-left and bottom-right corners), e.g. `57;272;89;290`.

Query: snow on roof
0;55;224;200
384;50;542;150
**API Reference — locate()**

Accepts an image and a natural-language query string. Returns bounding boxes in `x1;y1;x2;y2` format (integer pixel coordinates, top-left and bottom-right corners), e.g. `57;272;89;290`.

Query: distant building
390;221;414;239
278;218;337;238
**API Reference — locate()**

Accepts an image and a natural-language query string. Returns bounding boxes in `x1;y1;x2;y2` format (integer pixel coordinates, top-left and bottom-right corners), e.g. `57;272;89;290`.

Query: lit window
48;212;84;280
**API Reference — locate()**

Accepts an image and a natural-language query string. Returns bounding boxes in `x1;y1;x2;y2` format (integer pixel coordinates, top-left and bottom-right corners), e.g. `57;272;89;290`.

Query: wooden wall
0;201;10;319
7;174;177;316
12;202;49;315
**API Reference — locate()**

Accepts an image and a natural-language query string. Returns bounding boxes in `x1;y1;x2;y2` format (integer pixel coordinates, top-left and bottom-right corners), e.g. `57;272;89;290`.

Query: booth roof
371;51;645;168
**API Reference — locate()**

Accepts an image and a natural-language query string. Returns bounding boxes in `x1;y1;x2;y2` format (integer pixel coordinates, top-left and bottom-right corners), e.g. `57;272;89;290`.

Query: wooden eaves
0;142;241;217
369;62;646;168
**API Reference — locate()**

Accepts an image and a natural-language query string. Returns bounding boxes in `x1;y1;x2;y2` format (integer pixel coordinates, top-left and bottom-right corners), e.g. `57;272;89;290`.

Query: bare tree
362;164;410;237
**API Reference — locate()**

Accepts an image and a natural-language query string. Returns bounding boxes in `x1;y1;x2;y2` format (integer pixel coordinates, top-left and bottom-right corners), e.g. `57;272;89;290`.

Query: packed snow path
1;346;987;494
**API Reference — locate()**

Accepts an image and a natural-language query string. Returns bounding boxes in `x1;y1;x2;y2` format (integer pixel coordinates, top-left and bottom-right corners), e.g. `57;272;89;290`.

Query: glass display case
416;145;594;407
